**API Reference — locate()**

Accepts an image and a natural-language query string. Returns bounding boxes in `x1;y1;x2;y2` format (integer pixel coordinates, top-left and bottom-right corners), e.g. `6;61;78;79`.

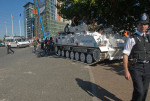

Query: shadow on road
75;78;122;101
35;50;56;58
91;60;124;76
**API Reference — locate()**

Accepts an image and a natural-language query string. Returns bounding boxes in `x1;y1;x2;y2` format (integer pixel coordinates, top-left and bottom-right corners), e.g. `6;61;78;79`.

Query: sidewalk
90;60;150;101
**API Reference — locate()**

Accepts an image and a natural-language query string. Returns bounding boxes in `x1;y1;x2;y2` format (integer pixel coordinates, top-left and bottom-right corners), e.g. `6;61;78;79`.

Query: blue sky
0;0;33;40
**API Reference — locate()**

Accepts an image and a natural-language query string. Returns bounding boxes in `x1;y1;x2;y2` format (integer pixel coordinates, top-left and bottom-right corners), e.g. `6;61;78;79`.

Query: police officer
7;41;14;54
123;13;150;101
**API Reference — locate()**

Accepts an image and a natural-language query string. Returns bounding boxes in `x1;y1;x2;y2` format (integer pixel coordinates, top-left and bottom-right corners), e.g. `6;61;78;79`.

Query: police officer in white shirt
123;13;150;101
7;41;14;54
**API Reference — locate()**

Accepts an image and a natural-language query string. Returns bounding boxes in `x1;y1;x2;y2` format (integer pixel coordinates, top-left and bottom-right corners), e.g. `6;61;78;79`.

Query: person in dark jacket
123;13;150;101
49;37;54;51
64;23;70;34
71;16;78;26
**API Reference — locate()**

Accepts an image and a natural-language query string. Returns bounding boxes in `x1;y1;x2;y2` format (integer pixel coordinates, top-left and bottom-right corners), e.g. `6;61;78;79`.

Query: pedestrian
49;37;54;51
7;41;14;54
32;38;38;53
97;27;103;35
71;16;78;26
123;13;150;101
41;38;45;50
79;16;87;25
93;26;103;37
89;18;97;31
64;23;70;33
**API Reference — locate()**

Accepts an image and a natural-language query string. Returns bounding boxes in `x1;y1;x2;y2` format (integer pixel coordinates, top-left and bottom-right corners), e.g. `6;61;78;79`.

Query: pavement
0;47;150;101
0;47;92;101
89;60;150;101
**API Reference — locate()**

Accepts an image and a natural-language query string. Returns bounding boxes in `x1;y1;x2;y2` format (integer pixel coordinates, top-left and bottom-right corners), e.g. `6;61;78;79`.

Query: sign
45;32;51;37
39;0;45;14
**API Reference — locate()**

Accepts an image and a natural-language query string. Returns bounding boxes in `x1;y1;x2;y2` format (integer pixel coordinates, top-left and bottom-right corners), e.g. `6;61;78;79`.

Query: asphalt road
0;47;7;57
0;47;92;101
0;47;150;101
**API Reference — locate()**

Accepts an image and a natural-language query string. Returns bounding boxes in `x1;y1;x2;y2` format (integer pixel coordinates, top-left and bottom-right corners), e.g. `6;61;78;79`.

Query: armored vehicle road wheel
80;53;86;62
70;51;74;59
86;54;93;64
75;52;80;61
62;50;65;57
66;51;69;58
93;49;100;61
58;49;61;56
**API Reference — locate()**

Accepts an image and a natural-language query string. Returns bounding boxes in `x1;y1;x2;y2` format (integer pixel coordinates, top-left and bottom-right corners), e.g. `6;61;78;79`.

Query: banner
33;9;38;14
39;0;45;14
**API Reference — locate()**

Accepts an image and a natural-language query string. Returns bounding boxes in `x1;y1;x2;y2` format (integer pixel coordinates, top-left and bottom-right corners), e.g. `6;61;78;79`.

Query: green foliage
57;0;150;32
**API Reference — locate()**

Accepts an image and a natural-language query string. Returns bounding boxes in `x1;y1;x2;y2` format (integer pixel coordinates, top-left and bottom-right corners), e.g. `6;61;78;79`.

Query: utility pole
11;14;14;36
19;13;22;36
4;22;7;36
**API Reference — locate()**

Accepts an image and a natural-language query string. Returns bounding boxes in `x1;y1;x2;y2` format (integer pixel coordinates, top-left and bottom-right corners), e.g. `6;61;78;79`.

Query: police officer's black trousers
7;45;14;54
129;63;150;101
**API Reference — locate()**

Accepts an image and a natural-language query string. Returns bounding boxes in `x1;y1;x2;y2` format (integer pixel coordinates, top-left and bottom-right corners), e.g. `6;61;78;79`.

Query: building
33;0;68;38
24;2;34;39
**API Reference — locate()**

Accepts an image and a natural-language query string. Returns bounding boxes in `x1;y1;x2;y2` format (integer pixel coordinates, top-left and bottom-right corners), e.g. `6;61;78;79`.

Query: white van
5;36;30;48
5;37;17;47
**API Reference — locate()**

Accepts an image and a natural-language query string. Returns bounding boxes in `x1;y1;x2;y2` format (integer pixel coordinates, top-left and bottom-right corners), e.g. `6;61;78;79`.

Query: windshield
5;39;14;42
16;39;26;42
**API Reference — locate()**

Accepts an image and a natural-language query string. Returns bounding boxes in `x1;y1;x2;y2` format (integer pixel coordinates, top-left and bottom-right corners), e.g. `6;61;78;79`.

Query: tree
57;0;150;32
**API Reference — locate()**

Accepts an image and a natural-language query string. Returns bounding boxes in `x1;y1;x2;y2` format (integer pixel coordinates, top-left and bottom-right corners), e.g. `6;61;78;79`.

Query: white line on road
0;99;6;101
23;71;35;75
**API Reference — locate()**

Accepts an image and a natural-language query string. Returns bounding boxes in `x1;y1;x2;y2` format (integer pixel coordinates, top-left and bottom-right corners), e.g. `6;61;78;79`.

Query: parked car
0;41;5;47
16;39;30;48
4;36;30;48
5;36;18;47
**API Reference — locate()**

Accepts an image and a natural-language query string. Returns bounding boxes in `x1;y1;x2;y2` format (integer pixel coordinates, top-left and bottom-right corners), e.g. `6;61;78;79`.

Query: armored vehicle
54;24;125;64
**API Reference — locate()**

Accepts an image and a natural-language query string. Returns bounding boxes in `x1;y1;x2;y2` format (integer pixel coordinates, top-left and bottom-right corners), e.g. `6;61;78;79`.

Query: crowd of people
64;16;102;35
32;37;54;55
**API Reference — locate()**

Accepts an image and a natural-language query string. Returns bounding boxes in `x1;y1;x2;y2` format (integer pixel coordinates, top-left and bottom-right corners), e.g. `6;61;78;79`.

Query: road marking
0;99;6;101
24;71;35;75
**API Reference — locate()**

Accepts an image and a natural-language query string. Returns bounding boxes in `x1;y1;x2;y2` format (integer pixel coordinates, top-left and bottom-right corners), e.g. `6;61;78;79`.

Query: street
0;47;149;101
0;47;92;101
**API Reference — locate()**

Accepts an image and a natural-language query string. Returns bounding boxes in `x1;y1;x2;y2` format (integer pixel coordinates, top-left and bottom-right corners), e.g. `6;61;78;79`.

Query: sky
0;0;33;40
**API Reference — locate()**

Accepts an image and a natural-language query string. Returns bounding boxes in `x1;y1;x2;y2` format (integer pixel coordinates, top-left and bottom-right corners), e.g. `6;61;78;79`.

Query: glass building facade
34;0;67;38
24;2;34;39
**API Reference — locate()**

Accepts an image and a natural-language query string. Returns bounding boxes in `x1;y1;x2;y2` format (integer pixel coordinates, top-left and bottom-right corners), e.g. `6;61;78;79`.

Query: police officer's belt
129;59;149;64
137;60;149;63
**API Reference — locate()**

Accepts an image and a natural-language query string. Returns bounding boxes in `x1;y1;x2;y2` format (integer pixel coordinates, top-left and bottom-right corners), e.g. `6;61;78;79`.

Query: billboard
39;0;45;14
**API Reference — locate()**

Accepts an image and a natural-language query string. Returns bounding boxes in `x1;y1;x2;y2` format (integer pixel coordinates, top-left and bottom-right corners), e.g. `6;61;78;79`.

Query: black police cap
137;13;149;24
